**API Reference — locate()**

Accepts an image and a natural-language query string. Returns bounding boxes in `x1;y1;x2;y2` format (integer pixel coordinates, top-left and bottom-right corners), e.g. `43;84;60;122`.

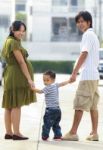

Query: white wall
26;0;32;41
0;0;15;48
23;41;80;61
32;0;52;42
33;16;51;42
0;0;15;22
33;0;52;13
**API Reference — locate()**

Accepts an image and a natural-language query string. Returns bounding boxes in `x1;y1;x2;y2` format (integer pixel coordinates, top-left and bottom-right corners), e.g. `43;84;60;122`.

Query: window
52;0;68;6
70;0;77;6
51;17;67;41
16;4;25;12
0;15;10;28
51;17;82;42
69;18;76;33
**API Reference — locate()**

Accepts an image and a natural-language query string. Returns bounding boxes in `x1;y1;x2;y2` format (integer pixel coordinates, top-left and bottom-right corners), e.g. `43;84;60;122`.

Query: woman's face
13;25;25;40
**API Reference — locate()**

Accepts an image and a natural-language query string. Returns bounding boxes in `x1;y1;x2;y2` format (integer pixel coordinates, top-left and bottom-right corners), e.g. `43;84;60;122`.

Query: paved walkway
0;74;103;150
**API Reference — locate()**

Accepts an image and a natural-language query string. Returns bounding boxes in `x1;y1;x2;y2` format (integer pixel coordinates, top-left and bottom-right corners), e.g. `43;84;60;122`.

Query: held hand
69;72;77;83
28;79;35;90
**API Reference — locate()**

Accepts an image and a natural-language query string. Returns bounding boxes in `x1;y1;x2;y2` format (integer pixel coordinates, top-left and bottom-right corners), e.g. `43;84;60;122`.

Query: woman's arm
13;50;34;87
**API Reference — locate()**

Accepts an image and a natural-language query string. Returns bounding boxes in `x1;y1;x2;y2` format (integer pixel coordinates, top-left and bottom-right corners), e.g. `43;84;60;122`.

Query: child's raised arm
58;80;70;87
32;87;43;94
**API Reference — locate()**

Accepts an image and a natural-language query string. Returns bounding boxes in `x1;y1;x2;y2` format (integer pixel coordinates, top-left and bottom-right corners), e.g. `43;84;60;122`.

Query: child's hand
68;79;71;83
31;83;35;90
68;79;72;83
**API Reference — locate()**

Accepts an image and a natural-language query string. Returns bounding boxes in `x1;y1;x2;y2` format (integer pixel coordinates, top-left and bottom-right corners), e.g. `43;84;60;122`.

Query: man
62;11;100;141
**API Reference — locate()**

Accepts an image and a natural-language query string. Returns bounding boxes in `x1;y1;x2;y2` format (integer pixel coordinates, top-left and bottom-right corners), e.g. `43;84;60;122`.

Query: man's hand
69;72;77;83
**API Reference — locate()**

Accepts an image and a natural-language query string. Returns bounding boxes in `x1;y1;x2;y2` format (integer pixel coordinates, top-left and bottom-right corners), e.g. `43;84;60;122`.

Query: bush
30;60;74;74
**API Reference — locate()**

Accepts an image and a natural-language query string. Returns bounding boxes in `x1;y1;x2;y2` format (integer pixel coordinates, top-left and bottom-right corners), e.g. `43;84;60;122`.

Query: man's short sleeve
81;33;91;53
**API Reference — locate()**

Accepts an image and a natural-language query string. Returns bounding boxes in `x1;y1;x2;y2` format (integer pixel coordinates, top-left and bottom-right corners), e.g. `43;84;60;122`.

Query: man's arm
70;51;88;83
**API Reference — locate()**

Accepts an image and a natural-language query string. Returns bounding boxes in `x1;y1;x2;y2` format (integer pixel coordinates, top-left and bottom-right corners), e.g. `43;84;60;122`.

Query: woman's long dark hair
9;20;26;37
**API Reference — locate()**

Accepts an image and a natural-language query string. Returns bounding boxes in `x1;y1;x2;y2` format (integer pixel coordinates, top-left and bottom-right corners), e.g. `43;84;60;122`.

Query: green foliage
30;60;74;74
101;42;103;48
16;13;26;24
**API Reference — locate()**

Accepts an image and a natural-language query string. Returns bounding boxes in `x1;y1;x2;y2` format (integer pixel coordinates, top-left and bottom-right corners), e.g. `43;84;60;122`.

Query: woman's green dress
2;36;36;108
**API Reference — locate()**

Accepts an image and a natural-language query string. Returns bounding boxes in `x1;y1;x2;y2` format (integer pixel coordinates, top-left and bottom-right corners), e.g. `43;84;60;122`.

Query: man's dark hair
43;70;56;79
75;11;92;28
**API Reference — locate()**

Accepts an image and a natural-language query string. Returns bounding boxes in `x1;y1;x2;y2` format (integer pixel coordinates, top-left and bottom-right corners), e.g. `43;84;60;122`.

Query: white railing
33;6;85;14
52;6;85;13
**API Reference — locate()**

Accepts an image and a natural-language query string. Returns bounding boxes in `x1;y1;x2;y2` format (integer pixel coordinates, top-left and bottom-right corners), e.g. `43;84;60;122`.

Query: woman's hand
28;79;35;89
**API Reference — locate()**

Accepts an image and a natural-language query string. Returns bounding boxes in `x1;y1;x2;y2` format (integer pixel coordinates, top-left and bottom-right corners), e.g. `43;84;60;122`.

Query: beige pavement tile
38;140;103;150
0;74;103;150
0;140;37;150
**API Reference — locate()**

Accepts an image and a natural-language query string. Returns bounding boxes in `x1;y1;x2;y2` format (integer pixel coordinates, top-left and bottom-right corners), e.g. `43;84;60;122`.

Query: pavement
0;74;103;150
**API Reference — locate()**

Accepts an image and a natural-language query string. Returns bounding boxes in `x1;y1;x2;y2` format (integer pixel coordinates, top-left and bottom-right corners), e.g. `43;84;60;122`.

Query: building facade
0;0;103;60
28;0;85;61
28;0;103;61
0;0;15;48
32;0;85;43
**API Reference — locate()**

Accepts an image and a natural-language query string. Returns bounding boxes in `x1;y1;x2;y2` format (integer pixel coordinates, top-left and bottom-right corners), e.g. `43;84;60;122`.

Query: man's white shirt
80;28;100;80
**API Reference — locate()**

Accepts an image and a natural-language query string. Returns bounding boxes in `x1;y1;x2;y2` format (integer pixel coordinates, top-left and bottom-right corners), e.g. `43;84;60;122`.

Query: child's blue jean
42;107;62;138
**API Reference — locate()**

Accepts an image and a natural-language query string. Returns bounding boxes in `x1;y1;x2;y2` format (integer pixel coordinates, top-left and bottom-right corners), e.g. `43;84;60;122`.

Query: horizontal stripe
42;83;59;108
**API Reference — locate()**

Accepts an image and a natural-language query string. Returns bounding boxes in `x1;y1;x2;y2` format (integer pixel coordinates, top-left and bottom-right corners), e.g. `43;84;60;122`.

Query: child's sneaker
53;136;62;141
42;137;48;141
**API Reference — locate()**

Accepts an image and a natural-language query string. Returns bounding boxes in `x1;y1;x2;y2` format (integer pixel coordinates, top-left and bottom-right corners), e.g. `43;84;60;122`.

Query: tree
16;12;26;25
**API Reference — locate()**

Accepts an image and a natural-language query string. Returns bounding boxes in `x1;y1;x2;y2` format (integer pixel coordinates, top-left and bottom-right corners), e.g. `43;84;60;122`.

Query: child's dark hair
75;11;92;28
43;70;56;79
9;20;26;37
